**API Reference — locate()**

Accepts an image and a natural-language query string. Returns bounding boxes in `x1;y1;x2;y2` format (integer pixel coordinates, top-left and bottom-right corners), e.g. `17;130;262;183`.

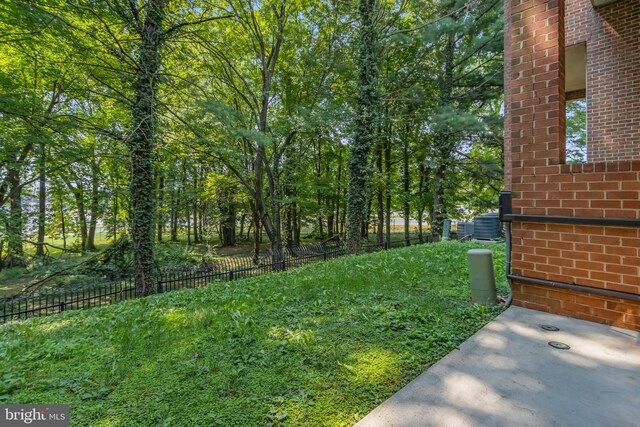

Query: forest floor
0;241;508;426
0;225;438;297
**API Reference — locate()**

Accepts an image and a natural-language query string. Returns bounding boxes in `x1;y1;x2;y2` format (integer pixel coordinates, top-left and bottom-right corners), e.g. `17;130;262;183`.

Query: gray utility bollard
467;249;498;305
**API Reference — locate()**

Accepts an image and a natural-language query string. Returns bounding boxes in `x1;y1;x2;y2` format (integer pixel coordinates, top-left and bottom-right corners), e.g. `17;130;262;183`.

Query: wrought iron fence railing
1;236;431;323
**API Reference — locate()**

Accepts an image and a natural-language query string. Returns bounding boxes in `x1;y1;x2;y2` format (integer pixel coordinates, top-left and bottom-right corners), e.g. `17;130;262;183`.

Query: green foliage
566;100;587;164
0;242;507;425
0;0;505;301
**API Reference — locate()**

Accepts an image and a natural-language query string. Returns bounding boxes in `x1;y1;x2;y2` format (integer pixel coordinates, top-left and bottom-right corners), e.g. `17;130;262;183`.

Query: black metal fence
1;236;430;324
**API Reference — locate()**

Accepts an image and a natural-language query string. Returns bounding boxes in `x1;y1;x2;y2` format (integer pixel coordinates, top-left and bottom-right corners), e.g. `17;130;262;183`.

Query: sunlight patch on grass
346;348;400;385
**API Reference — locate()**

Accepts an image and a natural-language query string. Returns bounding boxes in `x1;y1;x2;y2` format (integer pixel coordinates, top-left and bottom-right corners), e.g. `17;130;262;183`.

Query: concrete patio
355;306;640;427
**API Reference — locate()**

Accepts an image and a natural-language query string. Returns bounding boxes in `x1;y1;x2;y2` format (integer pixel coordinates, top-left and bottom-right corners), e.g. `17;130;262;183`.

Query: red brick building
503;0;640;330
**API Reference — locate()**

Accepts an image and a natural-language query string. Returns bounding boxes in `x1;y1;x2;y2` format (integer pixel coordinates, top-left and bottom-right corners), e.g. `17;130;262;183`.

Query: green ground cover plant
0;242;507;426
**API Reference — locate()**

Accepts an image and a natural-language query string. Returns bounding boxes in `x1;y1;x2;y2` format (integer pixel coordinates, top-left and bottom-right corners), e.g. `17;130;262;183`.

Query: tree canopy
0;0;504;288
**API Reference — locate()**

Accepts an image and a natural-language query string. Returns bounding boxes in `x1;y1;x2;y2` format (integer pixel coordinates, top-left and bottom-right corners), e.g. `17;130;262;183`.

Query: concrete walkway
355;306;640;427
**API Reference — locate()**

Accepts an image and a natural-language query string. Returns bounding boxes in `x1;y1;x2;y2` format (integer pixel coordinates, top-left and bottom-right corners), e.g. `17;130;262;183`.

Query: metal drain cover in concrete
540;325;560;331
548;341;570;350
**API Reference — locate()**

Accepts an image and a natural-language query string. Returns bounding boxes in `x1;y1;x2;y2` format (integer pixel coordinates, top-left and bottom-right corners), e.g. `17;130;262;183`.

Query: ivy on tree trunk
346;0;380;253
130;0;165;297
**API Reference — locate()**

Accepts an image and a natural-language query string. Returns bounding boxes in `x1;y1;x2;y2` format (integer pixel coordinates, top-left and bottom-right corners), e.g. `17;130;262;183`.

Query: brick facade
566;0;640;162
504;0;640;331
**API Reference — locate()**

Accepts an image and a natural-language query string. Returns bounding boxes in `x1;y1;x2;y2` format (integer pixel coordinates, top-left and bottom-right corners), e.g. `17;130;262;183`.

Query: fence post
323;250;328;261
157;280;164;294
384;242;388;250
59;301;66;313
281;258;286;271
229;270;234;281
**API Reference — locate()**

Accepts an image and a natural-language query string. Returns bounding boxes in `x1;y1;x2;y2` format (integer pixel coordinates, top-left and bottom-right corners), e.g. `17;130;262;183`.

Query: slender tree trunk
186;205;191;245
283;203;293;248
402;134;410;245
36;142;46;256
336;150;342;237
87;155;100;251
170;179;178;242
60;194;67;249
192;171;199;243
130;0;165;296
417;162;426;242
362;197;371;238
293;203;301;246
384;136;391;245
193;207;198;243
218;184;236;247
431;164;447;240
249;200;260;262
65;181;88;252
376;140;384;244
432;34;455;241
6;169;25;267
239;212;246;239
199;203;204;242
316;139;323;239
157;173;164;242
112;172;119;241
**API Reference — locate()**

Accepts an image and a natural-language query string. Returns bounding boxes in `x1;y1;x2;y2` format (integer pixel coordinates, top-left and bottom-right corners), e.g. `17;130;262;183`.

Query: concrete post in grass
467;249;498;305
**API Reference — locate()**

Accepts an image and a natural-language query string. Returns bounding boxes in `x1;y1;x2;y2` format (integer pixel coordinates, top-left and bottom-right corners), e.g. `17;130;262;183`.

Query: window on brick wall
566;99;586;163
565;43;587;163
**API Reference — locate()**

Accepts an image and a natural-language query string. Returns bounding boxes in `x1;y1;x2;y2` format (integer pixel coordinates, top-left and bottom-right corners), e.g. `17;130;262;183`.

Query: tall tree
346;0;381;253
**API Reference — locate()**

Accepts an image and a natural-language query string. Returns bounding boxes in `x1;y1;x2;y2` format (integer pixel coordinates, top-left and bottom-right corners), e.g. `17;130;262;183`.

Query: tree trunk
362;197;371;238
186;205;191;245
157;173;164;242
130;0;164;296
192;171;199;243
249;200;261;262
64;180;88;252
36;142;46;257
293;204;301;246
417;162;426;242
402;133;410;245
170;180;178;242
239;212;246;239
193;206;198;243
376;140;384;244
384;136;391;245
218;185;236;247
431;163;447;240
5;169;25;267
346;0;380;253
336;151;342;237
432;33;455;241
87;155;100;251
60;192;67;249
283;202;293;248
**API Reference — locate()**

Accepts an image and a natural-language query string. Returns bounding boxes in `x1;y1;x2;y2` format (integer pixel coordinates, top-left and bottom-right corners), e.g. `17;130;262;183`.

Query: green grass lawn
0;242;507;426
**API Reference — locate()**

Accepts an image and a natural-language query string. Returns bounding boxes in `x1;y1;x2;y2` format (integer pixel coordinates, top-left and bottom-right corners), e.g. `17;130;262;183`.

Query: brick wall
566;0;640;162
511;161;640;329
506;0;640;331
